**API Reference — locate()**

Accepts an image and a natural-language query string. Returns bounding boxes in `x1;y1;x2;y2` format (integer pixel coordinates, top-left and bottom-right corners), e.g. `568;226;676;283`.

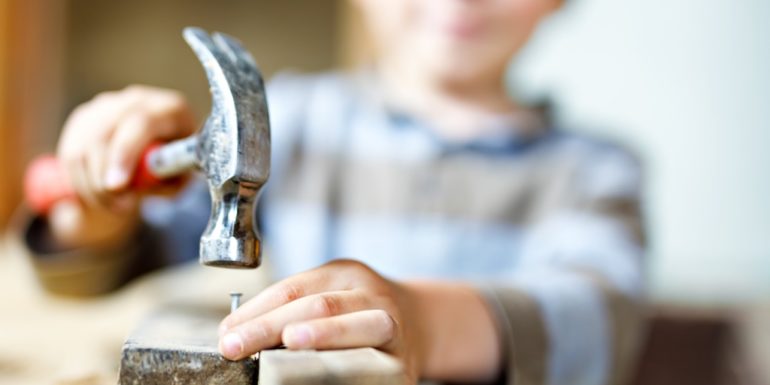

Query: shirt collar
350;67;554;154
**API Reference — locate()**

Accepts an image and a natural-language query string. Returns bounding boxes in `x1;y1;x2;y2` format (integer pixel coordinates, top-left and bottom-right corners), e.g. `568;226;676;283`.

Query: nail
230;292;242;314
285;325;311;348
220;333;244;359
104;167;128;190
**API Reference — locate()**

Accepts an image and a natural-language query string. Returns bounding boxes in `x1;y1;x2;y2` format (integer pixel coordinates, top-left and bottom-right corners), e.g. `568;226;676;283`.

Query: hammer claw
213;32;258;69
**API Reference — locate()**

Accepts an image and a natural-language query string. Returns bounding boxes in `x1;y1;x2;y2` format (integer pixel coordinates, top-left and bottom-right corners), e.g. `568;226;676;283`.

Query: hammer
24;27;270;269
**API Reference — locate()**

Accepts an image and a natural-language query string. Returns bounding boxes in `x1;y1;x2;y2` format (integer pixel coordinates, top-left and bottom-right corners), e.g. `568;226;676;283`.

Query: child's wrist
400;281;502;382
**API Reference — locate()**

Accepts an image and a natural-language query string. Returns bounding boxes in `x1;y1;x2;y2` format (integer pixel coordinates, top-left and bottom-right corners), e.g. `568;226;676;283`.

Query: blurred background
0;0;768;384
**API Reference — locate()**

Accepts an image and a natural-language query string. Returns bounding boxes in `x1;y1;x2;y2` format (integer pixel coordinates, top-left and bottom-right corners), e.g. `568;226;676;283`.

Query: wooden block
118;306;257;385
117;306;405;385
259;348;405;385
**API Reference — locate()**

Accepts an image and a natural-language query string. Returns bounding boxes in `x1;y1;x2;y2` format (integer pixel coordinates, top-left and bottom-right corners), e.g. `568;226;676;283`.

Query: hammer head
184;27;270;269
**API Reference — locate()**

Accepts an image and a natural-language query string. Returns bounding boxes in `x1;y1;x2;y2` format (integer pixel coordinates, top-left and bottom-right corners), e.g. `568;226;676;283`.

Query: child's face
355;0;561;84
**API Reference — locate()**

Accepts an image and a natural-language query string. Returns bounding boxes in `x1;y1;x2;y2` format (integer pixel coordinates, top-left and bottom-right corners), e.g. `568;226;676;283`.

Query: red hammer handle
24;144;163;214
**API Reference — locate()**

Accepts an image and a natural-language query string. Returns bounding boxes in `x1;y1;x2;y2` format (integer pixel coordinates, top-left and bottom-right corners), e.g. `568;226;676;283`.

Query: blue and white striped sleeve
483;144;645;385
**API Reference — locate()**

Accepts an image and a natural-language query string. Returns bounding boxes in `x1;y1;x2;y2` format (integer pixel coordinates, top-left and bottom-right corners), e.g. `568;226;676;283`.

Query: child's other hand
218;259;424;383
50;85;195;248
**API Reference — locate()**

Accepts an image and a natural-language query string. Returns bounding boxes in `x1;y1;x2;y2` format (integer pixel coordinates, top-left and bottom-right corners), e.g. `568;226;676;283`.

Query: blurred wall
511;0;770;302
0;0;65;227
62;0;341;138
0;0;13;227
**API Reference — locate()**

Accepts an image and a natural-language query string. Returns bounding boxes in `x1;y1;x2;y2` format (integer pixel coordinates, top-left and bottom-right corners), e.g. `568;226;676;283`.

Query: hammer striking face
183;27;270;269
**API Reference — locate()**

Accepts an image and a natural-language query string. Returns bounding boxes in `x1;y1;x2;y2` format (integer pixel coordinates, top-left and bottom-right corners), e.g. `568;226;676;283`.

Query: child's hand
50;85;195;248
218;259;425;383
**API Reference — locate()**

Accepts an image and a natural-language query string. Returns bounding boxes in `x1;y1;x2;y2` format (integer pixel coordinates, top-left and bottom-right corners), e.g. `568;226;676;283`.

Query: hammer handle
24;139;196;214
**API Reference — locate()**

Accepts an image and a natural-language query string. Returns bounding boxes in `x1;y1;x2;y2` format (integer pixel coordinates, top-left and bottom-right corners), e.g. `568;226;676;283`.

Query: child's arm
482;145;645;385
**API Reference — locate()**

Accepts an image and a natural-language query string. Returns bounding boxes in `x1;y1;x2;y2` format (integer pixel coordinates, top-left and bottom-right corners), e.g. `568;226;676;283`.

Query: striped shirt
24;71;645;385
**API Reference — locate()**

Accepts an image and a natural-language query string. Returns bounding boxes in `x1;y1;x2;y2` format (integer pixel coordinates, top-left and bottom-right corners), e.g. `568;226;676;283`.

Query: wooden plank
259;348;405;385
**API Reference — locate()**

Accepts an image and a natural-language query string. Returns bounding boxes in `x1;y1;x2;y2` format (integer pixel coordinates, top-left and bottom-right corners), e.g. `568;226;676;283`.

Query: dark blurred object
631;306;767;385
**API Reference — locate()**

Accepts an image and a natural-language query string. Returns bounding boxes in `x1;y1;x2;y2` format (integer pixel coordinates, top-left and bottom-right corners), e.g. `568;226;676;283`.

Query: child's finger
218;290;371;360
220;289;370;335
282;309;397;351
104;90;194;192
220;266;352;334
57;89;144;166
85;144;113;206
70;155;105;210
103;112;159;191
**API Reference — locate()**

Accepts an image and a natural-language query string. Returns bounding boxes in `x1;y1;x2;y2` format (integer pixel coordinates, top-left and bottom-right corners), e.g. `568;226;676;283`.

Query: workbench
0;236;403;385
5;234;770;385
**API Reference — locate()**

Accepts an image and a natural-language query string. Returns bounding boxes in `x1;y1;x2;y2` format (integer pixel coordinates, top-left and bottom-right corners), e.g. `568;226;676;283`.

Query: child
22;1;645;384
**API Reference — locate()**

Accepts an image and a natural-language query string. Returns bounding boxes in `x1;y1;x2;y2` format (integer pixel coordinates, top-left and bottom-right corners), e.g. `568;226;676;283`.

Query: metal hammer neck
146;136;199;178
199;179;262;268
